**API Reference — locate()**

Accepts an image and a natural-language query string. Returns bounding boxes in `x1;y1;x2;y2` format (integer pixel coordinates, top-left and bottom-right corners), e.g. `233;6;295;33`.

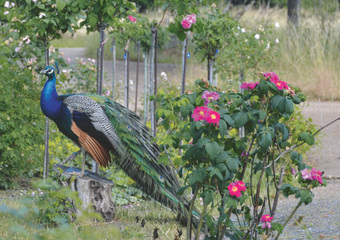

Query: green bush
0;50;45;189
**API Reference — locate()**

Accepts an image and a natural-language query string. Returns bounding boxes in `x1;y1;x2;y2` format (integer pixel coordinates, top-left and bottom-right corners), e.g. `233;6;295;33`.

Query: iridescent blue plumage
40;66;197;224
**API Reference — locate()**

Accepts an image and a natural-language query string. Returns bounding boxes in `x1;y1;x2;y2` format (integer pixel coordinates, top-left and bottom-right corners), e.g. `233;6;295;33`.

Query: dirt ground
59;48;340;239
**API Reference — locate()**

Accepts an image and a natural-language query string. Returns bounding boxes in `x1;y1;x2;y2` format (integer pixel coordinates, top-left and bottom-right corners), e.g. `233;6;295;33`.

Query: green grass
0;197;185;240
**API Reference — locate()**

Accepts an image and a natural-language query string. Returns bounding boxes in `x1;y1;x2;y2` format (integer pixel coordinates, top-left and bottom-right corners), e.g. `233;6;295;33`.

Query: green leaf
226;197;237;208
277;98;294;115
205;141;220;160
219;120;228;137
298;189;314;205
231;111;248;128
270;95;284;110
188;170;205;185
177;31;186;41
271;223;283;234
281;184;298;198
298;132;315;145
223;114;235;127
56;0;67;11
226;156;239;172
168;22;178;33
205;190;213;205
176;186;188;196
275;123;289;141
207;166;223;181
259;132;272;152
177;3;187;16
196;137;209;148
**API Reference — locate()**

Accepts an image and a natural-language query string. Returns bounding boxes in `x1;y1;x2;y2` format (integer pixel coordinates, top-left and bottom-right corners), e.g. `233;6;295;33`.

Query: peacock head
40;66;56;79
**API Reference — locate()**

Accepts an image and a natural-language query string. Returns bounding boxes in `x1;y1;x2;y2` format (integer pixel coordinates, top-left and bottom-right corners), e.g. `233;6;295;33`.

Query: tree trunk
53;164;116;222
287;0;301;27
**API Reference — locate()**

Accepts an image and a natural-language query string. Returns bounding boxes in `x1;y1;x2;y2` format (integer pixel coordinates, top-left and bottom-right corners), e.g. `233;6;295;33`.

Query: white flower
235;32;239;36
241;28;246;33
275;22;280;28
129;80;133;85
245;39;248;43
255;34;260;40
275;38;279;44
4;11;9;15
4;1;10;8
160;72;167;78
39;12;46;18
266;42;270;49
15;47;20;52
11;2;15;7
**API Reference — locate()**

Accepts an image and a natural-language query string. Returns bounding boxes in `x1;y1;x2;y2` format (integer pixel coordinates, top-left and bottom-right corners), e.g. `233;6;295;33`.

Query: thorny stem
265;117;340;169
187;187;198;240
242;197;267;240
271;166;285;218
275;201;303;240
195;198;207;240
240;135;255;181
253;152;268;220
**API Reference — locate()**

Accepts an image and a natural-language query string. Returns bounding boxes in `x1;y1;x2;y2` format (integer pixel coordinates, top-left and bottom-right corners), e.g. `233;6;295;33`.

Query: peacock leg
80;148;86;177
60;150;81;166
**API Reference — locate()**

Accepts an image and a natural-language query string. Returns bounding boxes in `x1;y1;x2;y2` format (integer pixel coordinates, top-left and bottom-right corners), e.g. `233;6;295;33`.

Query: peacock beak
40;69;47;74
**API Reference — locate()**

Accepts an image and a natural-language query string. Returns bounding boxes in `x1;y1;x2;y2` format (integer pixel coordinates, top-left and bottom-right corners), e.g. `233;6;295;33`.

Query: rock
53;164;115;222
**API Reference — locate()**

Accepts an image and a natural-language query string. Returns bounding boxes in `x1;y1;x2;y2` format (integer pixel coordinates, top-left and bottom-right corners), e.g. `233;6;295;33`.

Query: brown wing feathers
71;121;111;168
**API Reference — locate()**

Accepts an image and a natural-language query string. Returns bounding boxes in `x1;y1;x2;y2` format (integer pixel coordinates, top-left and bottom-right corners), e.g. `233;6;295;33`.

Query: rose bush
156;73;326;239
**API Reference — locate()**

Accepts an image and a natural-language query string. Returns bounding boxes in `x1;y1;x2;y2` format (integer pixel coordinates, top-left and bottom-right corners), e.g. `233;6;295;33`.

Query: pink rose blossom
261;214;273;228
181;17;191;29
205;109;220;125
240;82;259;90
301;168;312;180
191;106;210;121
201;91;220;104
262;222;272;229
187;14;196;24
228;182;242;198
128;15;136;23
67;57;71;63
263;72;280;83
311;168;323;184
291;167;297;175
235;181;246;192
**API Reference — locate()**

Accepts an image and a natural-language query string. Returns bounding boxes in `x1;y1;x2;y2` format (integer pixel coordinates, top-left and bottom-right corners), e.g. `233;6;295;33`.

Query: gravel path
58;48;340;239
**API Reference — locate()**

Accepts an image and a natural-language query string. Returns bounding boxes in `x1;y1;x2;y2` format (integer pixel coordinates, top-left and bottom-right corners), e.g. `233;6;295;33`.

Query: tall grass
239;7;340;100
52;7;340;100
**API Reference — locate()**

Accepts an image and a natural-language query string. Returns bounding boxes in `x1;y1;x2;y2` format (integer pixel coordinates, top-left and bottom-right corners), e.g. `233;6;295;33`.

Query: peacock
40;66;197;225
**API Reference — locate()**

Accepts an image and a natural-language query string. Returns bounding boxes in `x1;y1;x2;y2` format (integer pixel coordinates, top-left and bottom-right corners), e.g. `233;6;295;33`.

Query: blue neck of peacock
40;75;62;120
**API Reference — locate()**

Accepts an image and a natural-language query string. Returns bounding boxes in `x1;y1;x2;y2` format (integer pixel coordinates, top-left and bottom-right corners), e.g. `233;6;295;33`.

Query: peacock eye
159;176;164;182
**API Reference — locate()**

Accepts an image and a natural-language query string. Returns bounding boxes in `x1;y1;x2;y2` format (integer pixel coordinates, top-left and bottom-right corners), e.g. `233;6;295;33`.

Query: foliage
71;0;136;32
0;49;44;189
156;74;326;238
4;0;79;44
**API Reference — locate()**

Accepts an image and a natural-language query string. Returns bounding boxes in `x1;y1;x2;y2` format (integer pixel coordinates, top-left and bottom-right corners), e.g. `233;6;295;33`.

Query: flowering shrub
157;73;326;239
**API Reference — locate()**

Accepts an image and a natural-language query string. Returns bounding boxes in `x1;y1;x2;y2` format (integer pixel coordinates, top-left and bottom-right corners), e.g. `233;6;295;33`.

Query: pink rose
128;15;136;23
181;17;191;29
187;14;196;24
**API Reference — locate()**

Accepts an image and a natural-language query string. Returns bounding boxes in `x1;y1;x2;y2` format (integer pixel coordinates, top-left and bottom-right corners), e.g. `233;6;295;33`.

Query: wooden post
181;34;188;95
54;164;115;222
143;51;148;125
124;50;130;109
43;41;50;180
150;26;157;137
135;42;140;113
239;71;245;138
111;39;116;101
